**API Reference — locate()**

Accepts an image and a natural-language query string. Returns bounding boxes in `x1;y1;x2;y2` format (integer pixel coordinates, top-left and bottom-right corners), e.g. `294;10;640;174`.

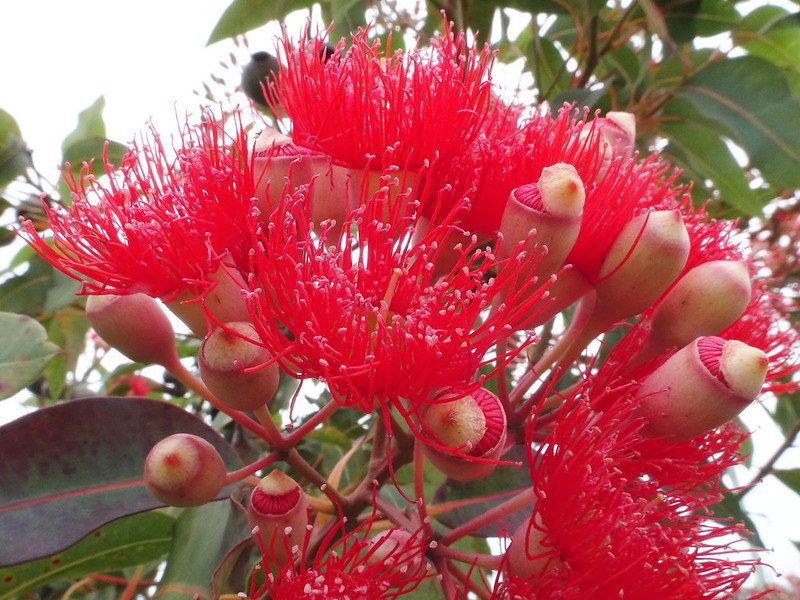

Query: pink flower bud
86;293;177;366
144;433;227;507
650;260;751;350
600;112;636;158
199;322;280;411
635;336;768;440
421;389;508;482
253;126;355;233
594;210;690;323
506;514;562;579
498;163;585;279
248;470;309;565
166;256;250;337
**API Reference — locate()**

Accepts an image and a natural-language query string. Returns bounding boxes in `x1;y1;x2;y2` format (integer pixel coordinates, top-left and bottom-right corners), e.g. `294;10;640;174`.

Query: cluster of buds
18;20;798;599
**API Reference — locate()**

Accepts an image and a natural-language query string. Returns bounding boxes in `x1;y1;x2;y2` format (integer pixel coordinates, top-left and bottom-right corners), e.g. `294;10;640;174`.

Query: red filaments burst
245;172;550;415
18;114;257;301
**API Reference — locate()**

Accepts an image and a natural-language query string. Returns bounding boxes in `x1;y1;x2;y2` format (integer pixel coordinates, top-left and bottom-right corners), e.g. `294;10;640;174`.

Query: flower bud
253;126;354;233
594;210;690;323
248;470;309;565
650;260;751;350
635;336;768;440
166;256;250;337
421;389;507;482
144;433;227;507
498;163;585;280
86;293;177;366
199;322;280;411
600;112;636;157
506;514;562;579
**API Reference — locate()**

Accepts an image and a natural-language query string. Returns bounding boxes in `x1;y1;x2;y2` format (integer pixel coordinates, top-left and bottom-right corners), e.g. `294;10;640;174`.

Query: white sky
1;0;798;588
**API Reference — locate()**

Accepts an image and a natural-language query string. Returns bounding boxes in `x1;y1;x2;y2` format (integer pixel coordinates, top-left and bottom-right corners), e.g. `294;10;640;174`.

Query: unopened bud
506;514;562;579
86;293;177;366
166;256;249;337
254;126;354;233
635;336;768;440
366;529;416;565
199;322;280;411
247;470;309;564
594;210;690;323
600;112;636;157
421;389;507;482
144;433;227;507
498;163;585;279
651;260;751;349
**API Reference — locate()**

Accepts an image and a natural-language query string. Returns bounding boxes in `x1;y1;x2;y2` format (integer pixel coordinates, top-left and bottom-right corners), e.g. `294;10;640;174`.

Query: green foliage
0;511;174;599
0;312;59;401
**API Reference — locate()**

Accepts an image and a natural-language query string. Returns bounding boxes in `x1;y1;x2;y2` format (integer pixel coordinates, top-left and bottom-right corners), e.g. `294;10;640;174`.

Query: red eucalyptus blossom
248;512;432;599
245;174;549;416
500;395;760;599
271;23;494;171
18;114;256;306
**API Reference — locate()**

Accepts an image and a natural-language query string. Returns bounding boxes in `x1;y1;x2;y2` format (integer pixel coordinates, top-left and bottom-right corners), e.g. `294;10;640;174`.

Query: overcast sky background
1;0;798;587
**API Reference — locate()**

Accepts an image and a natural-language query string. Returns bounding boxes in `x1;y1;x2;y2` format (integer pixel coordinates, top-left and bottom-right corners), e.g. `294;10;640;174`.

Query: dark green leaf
532;38;569;100
662;0;740;43
0;396;242;566
773;391;800;436
0;312;60;401
674;56;800;190
207;0;315;45
155;500;251;599
0;511;174;599
0;227;15;248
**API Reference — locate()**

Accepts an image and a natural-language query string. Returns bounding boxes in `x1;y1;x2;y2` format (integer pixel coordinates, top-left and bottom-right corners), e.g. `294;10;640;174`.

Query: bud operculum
86;293;178;366
421;389;508;482
247;470;309;564
635;336;768;440
199;321;280;411
144;433;227;507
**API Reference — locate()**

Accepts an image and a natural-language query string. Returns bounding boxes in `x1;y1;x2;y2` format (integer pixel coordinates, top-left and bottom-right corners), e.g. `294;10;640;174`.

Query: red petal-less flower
248;513;432;599
18;114;256;303
245;172;550;416
499;394;760;599
270;23;494;171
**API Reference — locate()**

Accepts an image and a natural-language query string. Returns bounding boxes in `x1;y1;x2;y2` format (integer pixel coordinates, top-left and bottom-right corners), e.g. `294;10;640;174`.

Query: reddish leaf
0;396;242;566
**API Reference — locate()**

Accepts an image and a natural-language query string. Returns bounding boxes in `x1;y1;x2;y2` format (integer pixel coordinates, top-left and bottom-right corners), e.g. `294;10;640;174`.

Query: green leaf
674;55;800;190
0;396;242;566
661;98;764;216
207;0;315;45
773;469;800;494
714;489;764;548
329;0;367;43
739;13;800;97
44;306;90;400
432;445;531;537
0;511;174;599
58;97;126;202
0;108;31;188
662;0;741;43
155;501;251;599
61;97;108;154
532;38;570;100
0;312;60;401
0;253;81;316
